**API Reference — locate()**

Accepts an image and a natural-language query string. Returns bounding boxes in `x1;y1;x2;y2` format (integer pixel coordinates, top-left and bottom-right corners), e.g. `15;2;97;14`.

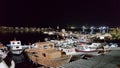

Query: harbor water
0;32;120;68
0;32;58;68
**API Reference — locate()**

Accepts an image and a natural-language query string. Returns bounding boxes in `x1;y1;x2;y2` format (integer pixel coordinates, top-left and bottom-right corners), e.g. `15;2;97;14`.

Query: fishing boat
0;44;8;61
104;43;118;50
75;45;99;55
25;42;72;68
0;43;15;68
7;40;27;55
58;46;76;55
88;43;101;49
78;35;91;43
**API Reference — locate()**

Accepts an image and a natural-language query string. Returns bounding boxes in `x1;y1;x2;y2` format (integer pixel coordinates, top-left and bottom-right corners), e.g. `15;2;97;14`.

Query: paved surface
63;50;120;68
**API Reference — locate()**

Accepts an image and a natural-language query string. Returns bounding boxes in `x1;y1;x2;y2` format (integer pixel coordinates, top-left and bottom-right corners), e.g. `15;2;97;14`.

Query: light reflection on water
0;32;57;45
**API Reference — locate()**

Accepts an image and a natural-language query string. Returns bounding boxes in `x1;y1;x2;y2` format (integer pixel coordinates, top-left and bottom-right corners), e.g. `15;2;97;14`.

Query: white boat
7;40;25;55
78;35;91;43
75;45;99;55
104;43;118;49
0;44;15;68
88;43;101;49
0;45;8;61
0;60;15;68
58;46;76;55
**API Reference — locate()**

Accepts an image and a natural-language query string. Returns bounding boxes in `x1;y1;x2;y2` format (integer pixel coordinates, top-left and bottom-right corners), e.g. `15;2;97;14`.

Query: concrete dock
62;50;120;68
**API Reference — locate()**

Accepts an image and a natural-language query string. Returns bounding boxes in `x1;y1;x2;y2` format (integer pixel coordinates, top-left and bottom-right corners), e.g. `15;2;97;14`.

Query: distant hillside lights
70;26;76;29
99;26;109;34
81;26;109;34
0;26;55;33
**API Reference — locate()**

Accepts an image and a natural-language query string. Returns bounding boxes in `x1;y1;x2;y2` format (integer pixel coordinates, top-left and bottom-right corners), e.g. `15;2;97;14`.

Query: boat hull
11;50;23;55
75;49;99;55
26;53;72;67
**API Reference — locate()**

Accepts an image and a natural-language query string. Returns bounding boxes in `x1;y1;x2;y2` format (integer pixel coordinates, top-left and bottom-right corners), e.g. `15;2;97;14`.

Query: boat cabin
59;47;76;55
7;40;23;50
27;42;62;59
37;42;61;59
10;40;21;46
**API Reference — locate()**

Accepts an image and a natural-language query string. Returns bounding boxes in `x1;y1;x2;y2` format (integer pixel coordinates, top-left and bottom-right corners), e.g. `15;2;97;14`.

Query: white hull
75;46;99;55
0;60;15;68
11;50;23;55
75;49;99;55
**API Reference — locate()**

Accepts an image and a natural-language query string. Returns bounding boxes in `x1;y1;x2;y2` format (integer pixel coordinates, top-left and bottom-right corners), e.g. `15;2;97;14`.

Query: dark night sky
0;0;120;27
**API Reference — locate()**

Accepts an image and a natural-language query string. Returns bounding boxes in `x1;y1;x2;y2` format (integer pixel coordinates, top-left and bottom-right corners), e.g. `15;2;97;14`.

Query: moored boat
25;42;72;68
7;39;30;55
58;46;76;55
75;45;99;55
7;40;23;55
0;43;15;68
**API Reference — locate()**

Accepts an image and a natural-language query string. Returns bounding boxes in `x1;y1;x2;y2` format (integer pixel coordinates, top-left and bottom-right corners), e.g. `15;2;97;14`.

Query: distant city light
70;26;75;29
